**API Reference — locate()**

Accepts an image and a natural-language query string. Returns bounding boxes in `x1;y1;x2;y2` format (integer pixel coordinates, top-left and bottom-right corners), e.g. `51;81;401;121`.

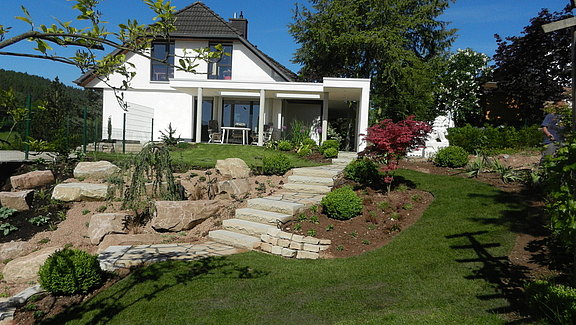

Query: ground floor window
222;100;259;131
194;99;213;142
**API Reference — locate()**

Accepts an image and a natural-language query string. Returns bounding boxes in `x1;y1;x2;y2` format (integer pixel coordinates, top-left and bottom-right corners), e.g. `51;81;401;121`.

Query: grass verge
42;170;521;324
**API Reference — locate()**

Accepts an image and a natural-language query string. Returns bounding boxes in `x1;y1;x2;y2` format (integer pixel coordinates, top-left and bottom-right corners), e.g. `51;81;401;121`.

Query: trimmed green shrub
323;147;338;158
321;186;363;220
320;139;339;154
433;146;469;168
262;153;292;175
447;125;542;153
296;146;312;157
301;138;317;148
344;158;379;186
277;140;293;151
525;280;576;324
38;248;102;295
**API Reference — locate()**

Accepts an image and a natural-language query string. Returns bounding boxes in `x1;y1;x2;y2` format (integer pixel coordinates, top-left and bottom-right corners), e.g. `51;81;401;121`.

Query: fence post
93;118;98;152
82;106;87;153
122;113;126;154
151;118;154;142
24;95;31;160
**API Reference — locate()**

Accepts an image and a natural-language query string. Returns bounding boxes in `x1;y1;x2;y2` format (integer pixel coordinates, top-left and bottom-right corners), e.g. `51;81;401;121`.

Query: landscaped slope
43;170;519;324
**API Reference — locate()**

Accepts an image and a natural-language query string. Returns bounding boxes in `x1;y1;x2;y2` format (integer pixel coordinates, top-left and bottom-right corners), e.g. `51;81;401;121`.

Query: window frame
208;42;233;80
150;42;175;82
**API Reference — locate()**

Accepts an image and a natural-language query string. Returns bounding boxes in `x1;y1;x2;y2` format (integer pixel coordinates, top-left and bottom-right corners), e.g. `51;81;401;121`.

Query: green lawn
42;170;524;324
91;143;323;169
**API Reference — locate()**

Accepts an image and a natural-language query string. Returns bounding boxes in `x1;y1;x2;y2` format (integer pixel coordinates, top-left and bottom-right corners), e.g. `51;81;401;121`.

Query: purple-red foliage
362;116;431;184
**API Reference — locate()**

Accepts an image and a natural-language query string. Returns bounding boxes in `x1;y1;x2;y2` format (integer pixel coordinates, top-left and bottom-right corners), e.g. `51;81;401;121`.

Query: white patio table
220;126;252;145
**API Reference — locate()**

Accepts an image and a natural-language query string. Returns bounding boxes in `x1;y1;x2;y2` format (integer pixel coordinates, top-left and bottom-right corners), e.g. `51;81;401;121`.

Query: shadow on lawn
446;231;533;324
40;256;269;324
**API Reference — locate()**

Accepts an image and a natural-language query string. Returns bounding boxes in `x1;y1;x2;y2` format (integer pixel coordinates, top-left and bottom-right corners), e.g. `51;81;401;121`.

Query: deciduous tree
493;7;572;126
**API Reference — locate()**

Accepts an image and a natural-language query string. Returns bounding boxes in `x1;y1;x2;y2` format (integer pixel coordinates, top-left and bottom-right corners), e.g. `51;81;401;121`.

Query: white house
75;1;371;151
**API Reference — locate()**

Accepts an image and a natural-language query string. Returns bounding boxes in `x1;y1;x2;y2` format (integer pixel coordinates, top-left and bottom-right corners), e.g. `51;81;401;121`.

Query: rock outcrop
10;170;54;190
215;158;251;179
151;200;222;232
73;161;120;180
51;183;108;201
2;247;59;282
0;190;34;211
88;213;128;245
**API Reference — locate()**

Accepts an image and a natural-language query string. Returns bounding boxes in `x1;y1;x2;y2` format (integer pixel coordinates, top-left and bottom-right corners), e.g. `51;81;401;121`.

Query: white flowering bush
436;49;492;126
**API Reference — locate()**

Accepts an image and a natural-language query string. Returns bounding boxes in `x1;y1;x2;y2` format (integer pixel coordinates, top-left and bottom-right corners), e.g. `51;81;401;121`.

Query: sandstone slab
0;190;33;211
74;161;119;179
51;183;108;201
10;170;54;190
0;241;27;260
88;213;128;245
217;178;250;198
151;200;222;232
3;247;59;282
97;234;158;253
215;158;251;179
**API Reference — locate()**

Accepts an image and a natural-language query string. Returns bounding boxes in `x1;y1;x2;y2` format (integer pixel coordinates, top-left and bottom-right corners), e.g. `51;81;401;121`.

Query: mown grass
91;143;323;169
42;170;523;324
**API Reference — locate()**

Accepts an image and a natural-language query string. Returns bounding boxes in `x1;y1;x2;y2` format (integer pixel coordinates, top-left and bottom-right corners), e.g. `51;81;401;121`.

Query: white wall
102;89;193;142
173;40;209;80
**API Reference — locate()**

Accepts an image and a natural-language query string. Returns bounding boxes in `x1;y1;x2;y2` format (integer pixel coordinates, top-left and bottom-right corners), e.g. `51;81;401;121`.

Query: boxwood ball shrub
320;139;339;154
344;158;380;186
277;140;293;151
38;248;103;295
321;186;363;220
262;153;293;175
433;146;469;168
323;147;339;158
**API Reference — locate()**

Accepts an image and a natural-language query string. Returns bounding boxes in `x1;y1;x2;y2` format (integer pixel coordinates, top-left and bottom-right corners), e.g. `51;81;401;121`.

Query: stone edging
259;229;330;259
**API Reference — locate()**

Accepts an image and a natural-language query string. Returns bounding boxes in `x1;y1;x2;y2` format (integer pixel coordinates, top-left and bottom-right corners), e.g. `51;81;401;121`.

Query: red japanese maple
361;116;431;190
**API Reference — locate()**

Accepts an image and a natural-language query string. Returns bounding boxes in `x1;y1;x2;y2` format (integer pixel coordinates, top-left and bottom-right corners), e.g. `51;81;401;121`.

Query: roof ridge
174;1;243;37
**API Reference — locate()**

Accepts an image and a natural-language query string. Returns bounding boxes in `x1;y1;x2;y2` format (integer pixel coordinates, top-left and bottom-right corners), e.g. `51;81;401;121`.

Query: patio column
257;89;265;146
357;85;370;152
195;87;203;143
321;92;329;143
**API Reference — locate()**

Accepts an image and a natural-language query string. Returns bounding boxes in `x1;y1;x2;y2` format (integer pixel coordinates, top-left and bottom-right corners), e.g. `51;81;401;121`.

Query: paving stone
281;248;296;258
261;234;271;242
303;244;321;252
319;239;332;245
271;245;283;255
292;234;305;242
277;231;293;240
260;242;273;253
289;242;303;250
267;228;281;237
269;237;278;245
296;251;320;259
302;236;320;244
277;239;290;248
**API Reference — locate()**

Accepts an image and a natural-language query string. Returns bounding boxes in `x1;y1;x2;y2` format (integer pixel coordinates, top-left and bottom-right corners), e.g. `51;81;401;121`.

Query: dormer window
151;42;175;81
208;43;233;80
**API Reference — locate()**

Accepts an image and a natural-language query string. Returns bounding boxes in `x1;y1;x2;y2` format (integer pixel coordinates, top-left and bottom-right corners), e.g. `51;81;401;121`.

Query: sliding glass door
222;100;260;131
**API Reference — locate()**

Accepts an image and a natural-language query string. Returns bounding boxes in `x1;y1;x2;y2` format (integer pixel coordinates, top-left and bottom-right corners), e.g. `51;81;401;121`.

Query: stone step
223;219;277;237
292;167;341;178
337;151;358;159
287;175;334;186
208;230;261;250
282;183;332;194
247;197;305;215
331;158;354;165
235;208;292;225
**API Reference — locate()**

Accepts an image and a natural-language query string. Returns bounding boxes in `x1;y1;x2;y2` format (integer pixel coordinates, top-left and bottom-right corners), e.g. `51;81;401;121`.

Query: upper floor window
151;42;174;81
208;43;233;80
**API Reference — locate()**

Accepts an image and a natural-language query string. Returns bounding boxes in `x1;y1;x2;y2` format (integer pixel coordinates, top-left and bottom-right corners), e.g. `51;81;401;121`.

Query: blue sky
0;0;569;87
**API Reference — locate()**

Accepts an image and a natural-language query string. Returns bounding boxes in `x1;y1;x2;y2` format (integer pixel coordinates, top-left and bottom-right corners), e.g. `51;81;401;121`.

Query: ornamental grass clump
433;146;469;167
321;186;363;220
39;248;103;295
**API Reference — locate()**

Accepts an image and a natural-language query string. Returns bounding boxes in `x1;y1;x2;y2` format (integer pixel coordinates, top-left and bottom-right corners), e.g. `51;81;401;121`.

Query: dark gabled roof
75;2;296;86
169;2;243;38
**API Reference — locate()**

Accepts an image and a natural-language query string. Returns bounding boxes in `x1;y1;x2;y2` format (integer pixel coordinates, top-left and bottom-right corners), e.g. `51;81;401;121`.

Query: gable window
208;43;233;80
151;42;175;81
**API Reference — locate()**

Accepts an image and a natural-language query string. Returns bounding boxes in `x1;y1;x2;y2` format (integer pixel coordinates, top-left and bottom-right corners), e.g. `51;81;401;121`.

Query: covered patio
169;77;370;152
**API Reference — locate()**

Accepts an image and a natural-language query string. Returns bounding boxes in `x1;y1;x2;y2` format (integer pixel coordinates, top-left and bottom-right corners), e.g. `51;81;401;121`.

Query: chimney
229;11;248;39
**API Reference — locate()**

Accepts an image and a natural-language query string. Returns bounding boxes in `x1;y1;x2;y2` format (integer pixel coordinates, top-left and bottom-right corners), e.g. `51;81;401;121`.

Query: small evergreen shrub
277;140;293;151
297;146;312;157
38;248;102;295
433;146;469;168
344;158;379;186
301;138;317;148
262;153;292;175
323;147;338;158
320;139;339;154
525;280;576;324
321;186;363;220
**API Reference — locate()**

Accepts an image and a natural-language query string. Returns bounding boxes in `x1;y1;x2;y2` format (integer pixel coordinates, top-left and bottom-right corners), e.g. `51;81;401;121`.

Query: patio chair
251;123;274;145
207;120;222;143
231;122;246;143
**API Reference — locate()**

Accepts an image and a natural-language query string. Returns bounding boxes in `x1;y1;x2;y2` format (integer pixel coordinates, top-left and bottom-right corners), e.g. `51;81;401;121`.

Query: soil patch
283;186;433;258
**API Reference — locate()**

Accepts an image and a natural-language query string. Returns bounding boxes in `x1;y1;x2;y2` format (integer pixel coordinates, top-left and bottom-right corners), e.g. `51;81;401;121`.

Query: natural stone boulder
217;178;251;198
215;158;251;179
0;190;33;211
74;161;120;179
151;200;222;232
3;247;59;282
88;213;128;245
0;241;27;260
10;170;54;190
97;234;159;253
51;183;108;201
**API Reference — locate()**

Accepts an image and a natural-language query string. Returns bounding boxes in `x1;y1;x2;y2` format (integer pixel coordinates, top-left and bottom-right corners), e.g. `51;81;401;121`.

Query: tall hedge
446;124;541;153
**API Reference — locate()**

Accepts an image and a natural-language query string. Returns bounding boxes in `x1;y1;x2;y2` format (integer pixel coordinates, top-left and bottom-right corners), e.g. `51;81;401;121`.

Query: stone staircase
208;152;357;251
